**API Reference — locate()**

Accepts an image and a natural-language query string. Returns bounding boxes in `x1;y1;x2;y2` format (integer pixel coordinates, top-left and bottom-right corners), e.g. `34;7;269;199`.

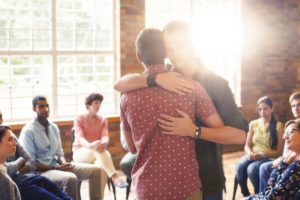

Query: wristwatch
194;126;201;140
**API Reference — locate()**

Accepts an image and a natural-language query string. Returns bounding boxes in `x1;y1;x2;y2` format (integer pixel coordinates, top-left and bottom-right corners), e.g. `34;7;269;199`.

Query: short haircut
0;126;11;142
32;95;47;107
163;20;191;35
85;93;104;109
289;92;300;103
135;28;166;66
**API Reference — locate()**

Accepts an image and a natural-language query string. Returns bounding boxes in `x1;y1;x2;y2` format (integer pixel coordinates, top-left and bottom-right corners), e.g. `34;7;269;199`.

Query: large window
0;0;118;121
146;0;241;103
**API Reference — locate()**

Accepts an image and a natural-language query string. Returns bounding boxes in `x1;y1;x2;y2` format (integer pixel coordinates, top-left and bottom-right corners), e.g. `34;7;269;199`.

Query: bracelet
147;73;158;87
194;126;201;140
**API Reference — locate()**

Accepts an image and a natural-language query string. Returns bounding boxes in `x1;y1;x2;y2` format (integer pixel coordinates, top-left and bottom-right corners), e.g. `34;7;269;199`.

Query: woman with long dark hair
0;126;20;200
236;96;284;197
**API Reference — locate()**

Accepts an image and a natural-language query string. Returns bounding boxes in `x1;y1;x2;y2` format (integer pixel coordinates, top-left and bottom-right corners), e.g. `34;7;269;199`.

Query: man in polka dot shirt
116;21;248;200
120;28;244;200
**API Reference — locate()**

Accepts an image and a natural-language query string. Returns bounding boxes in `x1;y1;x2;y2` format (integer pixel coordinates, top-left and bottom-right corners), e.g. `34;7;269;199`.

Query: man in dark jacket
114;21;248;200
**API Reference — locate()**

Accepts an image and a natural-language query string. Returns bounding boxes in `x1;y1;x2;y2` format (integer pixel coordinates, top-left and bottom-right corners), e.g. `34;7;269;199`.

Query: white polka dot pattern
120;68;217;200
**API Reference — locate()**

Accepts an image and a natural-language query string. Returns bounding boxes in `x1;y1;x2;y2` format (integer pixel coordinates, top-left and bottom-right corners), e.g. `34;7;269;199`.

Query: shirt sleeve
100;118;109;144
16;142;36;172
120;95;131;133
5;161;18;176
6;143;36;176
54;124;64;157
74;116;86;145
19;127;37;161
194;81;217;121
210;78;249;132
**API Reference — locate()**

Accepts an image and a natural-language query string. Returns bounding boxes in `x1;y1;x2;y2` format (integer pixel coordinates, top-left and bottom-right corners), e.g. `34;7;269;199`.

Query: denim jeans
236;155;270;196
204;192;222;200
19;175;72;200
259;161;273;192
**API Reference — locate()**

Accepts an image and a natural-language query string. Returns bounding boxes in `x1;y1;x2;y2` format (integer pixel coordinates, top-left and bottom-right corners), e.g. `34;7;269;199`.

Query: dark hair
163;20;191;34
289;92;300;104
135;28;166;66
257;96;278;149
85;93;103;109
0;126;11;142
32;95;47;107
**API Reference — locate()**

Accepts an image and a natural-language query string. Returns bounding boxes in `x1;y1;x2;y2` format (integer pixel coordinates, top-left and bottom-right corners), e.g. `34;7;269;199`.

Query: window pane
0;0;117;121
56;0;113;50
0;55;52;121
57;55;115;117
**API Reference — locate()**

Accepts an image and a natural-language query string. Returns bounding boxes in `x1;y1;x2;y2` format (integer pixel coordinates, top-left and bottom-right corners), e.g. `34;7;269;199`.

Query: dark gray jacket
193;58;248;198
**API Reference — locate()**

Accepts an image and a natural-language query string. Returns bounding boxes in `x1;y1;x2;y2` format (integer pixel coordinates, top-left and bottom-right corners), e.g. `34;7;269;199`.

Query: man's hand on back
158;109;196;137
156;72;194;95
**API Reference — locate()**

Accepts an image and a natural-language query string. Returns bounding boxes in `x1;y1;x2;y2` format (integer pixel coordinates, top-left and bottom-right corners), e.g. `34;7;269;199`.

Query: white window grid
0;0;119;122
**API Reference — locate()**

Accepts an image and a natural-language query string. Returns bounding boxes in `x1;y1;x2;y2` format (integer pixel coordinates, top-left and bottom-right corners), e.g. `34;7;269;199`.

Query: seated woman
0;126;21;200
245;119;300;199
0;112;72;200
236;96;284;196
72;93;127;188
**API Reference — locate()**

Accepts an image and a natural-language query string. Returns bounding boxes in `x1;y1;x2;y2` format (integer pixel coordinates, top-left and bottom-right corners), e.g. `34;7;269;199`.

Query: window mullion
51;0;58;118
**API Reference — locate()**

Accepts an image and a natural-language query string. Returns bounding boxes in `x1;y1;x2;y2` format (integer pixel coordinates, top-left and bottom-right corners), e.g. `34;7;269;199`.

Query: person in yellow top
236;96;284;197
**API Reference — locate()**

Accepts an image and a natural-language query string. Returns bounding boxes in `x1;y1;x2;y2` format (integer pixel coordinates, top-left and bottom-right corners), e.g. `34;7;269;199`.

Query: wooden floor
81;151;252;200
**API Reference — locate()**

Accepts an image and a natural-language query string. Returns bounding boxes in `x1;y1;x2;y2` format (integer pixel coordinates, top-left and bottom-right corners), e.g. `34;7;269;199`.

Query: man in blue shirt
19;96;107;200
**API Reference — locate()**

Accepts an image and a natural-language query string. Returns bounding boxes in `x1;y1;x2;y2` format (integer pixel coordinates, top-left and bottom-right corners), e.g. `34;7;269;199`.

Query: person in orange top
72;93;127;188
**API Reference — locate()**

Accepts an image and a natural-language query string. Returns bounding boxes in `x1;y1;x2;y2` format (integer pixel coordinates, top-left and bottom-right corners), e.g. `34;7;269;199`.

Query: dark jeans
119;152;137;178
204;191;222;200
236;155;270;197
19;175;72;200
259;161;273;192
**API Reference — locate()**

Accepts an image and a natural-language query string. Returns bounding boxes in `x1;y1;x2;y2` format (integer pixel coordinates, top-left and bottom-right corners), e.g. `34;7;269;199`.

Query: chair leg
107;178;111;191
232;176;238;200
78;181;82;200
111;178;117;200
126;177;132;200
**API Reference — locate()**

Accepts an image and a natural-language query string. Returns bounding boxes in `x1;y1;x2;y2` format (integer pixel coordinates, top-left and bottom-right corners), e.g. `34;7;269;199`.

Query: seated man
19;96;107;200
1;111;72;200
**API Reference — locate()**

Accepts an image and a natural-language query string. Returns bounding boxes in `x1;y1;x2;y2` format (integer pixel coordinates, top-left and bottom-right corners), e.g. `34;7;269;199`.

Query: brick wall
241;0;300;123
120;0;145;76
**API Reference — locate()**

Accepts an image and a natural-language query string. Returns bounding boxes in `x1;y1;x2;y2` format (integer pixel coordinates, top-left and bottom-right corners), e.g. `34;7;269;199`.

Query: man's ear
32;106;36;112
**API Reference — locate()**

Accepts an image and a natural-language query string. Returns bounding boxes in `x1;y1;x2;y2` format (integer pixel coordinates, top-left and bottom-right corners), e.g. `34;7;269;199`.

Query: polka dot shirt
120;65;217;200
